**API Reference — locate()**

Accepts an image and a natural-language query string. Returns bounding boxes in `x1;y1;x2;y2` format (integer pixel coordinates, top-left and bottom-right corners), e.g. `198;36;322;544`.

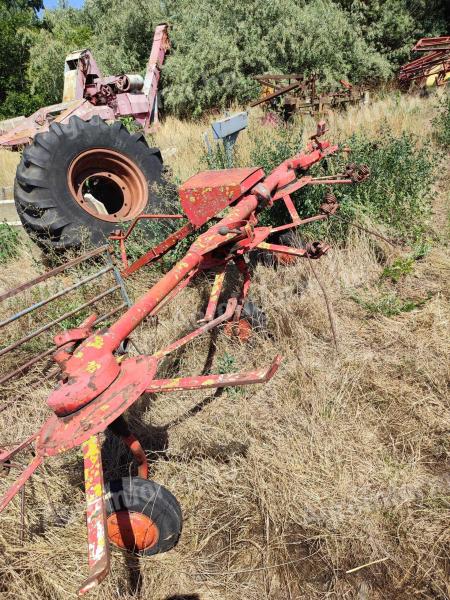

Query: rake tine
0;456;42;513
146;354;282;393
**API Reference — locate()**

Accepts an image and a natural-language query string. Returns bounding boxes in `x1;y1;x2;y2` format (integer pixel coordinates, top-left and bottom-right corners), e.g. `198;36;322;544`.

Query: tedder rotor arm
78;435;111;596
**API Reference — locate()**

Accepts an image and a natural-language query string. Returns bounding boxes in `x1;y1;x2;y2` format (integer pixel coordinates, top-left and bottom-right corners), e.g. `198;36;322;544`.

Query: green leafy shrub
433;93;450;149
381;256;415;282
161;0;391;117
333;131;435;242
251;127;436;243
0;223;20;263
350;290;433;317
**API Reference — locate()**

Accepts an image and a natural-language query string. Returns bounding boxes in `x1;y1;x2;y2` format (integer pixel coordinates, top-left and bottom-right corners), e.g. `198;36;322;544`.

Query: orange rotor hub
224;319;252;342
276;252;298;266
107;511;159;552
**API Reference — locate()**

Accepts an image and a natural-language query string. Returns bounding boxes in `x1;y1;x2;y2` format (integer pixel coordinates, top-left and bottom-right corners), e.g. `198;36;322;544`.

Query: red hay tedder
0;121;369;595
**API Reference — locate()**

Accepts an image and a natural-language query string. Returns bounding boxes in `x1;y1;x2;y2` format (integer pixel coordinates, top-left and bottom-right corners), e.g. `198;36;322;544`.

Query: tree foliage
0;0;43;118
27;7;92;104
0;0;448;118
161;0;392;116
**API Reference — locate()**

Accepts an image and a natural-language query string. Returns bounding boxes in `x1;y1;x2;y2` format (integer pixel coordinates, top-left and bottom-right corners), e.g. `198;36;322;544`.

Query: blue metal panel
211;112;248;140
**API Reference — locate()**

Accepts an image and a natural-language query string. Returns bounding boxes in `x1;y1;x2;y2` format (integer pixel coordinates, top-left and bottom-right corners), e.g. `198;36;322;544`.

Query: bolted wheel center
107;510;159;552
68;148;148;222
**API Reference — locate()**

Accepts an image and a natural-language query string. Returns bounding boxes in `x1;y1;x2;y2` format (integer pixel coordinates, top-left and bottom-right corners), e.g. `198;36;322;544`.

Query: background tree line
0;0;449;119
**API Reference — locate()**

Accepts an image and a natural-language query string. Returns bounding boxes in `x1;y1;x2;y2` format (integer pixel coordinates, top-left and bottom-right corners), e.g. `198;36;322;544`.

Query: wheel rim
68;148;148;222
107;510;159;552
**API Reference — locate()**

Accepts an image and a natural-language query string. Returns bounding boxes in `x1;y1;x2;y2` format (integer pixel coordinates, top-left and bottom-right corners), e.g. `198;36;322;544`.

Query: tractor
0;24;170;249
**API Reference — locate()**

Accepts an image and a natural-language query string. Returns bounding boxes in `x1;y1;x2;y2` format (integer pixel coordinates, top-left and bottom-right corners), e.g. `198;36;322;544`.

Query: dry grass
0;149;19;188
0;93;449;600
152;91;442;181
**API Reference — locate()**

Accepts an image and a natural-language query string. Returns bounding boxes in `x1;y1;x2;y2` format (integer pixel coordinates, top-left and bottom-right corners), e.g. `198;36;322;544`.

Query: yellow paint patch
86;361;101;373
74;351;84;359
86;335;104;349
83;436;100;462
162;377;181;389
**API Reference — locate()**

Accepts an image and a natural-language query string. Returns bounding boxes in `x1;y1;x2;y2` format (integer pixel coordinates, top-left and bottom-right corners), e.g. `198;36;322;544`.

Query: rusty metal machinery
250;74;369;119
0;122;369;595
0;23;170;149
0;25;171;250
399;37;450;88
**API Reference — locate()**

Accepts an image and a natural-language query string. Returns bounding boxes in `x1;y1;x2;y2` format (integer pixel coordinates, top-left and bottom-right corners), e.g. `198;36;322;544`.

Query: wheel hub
68;148;148;222
107;511;159;552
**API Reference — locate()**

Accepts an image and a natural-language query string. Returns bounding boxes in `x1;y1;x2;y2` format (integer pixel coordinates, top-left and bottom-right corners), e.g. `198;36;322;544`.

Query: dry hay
0;228;448;599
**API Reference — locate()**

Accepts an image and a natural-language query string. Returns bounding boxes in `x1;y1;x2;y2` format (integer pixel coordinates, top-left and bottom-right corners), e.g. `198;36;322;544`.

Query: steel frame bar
149;268;199;317
121;223;194;276
110;213;184;243
0;347;55;386
255;242;308;257
0;433;38;464
249;81;301;107
0;456;42;513
0;266;113;329
269;214;327;235
107;414;149;479
143;23;170;129
234;257;251;321
121;435;148;479
0;285;120;359
271;176;353;201
0;303;127;387
283;194;301;222
202;267;227;322
152;298;237;360
414;37;450;52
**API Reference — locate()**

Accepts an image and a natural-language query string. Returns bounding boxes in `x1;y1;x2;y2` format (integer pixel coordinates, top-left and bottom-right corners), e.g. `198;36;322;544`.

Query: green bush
433;93;450;149
333;130;435;241
350;290;433;317
251;126;436;243
161;0;391;117
0;223;20;263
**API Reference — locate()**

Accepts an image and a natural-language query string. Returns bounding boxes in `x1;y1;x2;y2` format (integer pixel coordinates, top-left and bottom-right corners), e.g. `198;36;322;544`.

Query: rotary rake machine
0;122;369;595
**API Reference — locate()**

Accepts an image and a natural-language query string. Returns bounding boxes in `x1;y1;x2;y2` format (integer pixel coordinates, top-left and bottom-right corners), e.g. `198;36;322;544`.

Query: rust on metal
250;73;369;118
67;149;149;222
399;36;450;87
179;167;264;226
0;24;170;150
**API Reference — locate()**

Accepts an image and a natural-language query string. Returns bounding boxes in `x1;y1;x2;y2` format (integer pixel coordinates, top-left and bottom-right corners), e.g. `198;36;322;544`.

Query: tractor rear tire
14;115;165;249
